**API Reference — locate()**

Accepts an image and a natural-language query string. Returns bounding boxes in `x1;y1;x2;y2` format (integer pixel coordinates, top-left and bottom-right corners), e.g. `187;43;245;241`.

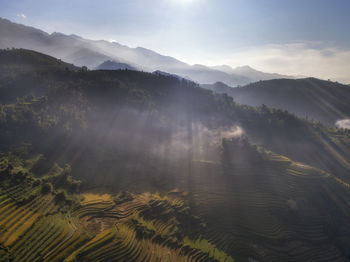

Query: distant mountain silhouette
203;78;350;126
212;65;295;83
202;81;233;94
0;17;295;86
95;60;136;71
152;70;187;81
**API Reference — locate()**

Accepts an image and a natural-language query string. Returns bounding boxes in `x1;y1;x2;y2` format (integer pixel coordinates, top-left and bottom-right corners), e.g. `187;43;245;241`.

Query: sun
168;0;197;5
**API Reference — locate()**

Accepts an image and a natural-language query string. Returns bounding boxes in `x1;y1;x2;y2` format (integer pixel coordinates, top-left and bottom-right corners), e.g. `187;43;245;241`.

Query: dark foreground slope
203;78;350;126
1;49;350;262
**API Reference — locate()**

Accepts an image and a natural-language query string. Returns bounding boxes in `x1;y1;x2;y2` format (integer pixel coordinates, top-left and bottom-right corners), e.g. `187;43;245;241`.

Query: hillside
1;49;350;261
203;78;350;126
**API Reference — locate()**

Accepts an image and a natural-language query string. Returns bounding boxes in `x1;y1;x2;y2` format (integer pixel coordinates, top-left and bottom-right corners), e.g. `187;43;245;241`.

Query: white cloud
17;13;27;19
206;43;350;84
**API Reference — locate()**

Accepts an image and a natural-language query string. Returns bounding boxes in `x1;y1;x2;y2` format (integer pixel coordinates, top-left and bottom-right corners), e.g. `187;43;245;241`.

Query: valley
1;49;350;261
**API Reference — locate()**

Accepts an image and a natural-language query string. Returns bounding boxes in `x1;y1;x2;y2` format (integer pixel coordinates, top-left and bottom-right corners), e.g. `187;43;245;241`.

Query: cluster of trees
0;156;81;206
1;49;349;189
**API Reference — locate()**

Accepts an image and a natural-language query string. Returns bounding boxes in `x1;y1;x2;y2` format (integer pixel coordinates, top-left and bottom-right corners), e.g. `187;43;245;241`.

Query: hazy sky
1;0;350;82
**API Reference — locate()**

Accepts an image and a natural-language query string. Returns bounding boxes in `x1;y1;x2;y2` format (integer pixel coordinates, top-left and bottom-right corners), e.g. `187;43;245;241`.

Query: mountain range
0;17;294;86
203;79;350;126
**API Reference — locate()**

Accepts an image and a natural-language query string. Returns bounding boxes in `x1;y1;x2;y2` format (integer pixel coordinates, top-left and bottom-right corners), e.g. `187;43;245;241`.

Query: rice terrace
1;1;350;261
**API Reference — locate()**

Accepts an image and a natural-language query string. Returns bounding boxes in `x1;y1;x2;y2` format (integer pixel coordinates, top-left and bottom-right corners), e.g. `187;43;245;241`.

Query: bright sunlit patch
336;119;350;129
167;0;197;6
177;0;195;3
82;193;113;204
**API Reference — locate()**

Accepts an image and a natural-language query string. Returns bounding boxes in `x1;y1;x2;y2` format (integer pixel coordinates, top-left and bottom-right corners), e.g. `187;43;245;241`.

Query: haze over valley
0;1;350;261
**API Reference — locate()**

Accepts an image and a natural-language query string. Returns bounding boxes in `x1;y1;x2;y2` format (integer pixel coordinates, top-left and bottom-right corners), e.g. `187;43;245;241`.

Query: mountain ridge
212;64;294;82
0;17;296;86
203;78;350;126
95;60;137;71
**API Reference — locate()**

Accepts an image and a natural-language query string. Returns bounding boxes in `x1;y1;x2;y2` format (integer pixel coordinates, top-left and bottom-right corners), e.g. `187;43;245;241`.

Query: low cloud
17;13;27;19
336;119;350;129
219;43;350;84
220;126;243;139
149;124;244;161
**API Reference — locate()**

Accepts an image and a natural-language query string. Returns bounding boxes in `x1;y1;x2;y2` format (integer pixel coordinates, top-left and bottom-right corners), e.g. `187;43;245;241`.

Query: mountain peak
95;60;137;71
234;65;254;71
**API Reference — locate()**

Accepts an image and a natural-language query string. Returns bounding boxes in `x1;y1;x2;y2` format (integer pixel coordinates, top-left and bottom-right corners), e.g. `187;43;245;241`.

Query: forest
1;49;350;261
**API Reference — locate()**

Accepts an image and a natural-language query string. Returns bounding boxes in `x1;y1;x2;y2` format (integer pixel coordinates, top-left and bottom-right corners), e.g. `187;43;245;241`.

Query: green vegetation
1;49;350;261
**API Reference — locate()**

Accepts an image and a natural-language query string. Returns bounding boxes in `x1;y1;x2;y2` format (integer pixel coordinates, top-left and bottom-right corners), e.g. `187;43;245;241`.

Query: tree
55;191;67;202
41;182;53;194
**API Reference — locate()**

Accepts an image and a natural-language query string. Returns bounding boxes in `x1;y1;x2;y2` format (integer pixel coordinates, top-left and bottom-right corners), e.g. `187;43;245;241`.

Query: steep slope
0;48;78;71
1;49;350;261
204;78;350;126
0;49;80;103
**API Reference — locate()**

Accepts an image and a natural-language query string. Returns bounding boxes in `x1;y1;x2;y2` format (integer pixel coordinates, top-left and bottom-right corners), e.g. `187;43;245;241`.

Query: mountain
152;70;187;80
95;60;137;71
212;65;294;83
203;78;350;126
1;49;350;261
202;81;233;94
0;17;292;86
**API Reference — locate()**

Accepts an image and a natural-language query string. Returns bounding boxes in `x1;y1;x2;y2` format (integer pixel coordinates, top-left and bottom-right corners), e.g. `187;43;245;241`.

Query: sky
1;0;350;82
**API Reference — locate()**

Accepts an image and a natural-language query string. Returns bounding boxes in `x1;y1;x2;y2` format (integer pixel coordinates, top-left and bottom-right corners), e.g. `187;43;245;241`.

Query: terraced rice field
1;146;350;261
188;150;350;262
0;178;233;261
